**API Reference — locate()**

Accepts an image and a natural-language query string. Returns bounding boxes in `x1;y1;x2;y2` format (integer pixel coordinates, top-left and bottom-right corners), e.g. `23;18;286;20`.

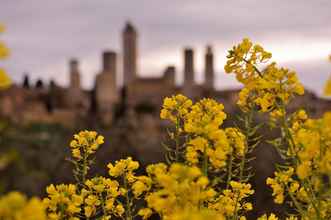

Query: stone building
123;22;137;87
95;51;119;124
1;21;330;127
204;45;214;90
66;59;86;110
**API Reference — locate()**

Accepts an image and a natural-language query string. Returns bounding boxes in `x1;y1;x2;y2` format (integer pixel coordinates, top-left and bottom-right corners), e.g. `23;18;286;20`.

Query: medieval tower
204;45;214;90
67;59;84;109
182;48;197;98
69;59;80;89
95;51;118;124
123;22;138;87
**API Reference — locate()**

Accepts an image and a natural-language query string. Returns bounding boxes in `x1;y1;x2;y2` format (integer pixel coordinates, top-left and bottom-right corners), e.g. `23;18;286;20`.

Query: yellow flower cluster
225;38;304;113
6;39;331;220
266;167;297;204
323;54;331;96
0;25;9;59
267;110;331;219
43;184;83;220
43;156;152;219
184;98;227;135
224;38;272;82
143;163;216;219
69;130;104;159
82;177;123;218
108;157;152;219
257;214;299;220
160;94;193;123
169;208;225;220
225;128;246;157
161;95;246;171
209;181;254;219
291;111;331;177
257;213;279;220
0;192;46;220
186;132;230;169
0;24;11;89
0;68;11;89
107;156;139;178
324;76;331;96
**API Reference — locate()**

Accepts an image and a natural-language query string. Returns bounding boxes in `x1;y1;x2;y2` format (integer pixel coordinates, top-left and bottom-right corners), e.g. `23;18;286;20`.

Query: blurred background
0;0;331;218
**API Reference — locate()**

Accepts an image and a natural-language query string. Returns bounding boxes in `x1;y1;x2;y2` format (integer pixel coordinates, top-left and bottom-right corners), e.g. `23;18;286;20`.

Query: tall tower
182;48;196;98
67;59;84;109
122;22;137;87
103;51;117;75
69;59;80;89
184;48;194;84
95;51;118;124
204;45;214;90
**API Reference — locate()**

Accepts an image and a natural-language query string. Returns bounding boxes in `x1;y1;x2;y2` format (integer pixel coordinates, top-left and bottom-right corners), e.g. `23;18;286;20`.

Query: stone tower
184;48;194;84
123;22;137;87
69;59;80;89
204;45;214;90
182;48;196;98
68;59;83;108
95;51;118;124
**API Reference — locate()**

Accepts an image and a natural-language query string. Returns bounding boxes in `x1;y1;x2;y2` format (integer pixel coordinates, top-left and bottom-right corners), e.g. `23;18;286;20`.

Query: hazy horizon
1;0;331;95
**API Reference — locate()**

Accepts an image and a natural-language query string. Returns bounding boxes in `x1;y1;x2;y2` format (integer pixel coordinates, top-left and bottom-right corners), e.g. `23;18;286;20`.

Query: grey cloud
1;0;331;93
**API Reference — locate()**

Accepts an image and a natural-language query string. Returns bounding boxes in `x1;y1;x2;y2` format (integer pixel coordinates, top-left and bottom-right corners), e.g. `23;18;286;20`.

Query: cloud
1;0;330;94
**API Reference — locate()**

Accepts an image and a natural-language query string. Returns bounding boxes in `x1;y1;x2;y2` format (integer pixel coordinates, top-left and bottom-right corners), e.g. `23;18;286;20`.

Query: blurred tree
35;78;44;89
22;74;30;89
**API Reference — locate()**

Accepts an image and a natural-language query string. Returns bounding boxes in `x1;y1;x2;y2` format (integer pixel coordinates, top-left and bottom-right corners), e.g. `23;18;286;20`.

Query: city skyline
1;0;331;95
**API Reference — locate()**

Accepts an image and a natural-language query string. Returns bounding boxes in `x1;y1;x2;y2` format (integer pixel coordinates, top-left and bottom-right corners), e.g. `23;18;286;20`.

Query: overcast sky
1;0;331;95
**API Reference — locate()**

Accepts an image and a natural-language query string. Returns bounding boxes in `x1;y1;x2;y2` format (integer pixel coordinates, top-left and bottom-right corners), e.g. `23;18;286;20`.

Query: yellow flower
225;38;304;113
115;204;124;216
107;157;139;177
184;98;226;135
324;75;331;96
160;94;192;123
168;208;225;220
84;206;94;217
225;128;246;157
0;192;46;220
132;176;152;198
208;181;253;218
0;42;10;59
257;213;279;220
266;177;285;204
69;130;104;160
145;163;216;218
138;208;153;220
0;68;11;89
0;24;5;33
296;161;311;180
43;184;83;219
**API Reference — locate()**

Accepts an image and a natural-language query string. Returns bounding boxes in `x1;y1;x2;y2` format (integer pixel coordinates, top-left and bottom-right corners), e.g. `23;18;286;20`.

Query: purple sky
1;0;331;95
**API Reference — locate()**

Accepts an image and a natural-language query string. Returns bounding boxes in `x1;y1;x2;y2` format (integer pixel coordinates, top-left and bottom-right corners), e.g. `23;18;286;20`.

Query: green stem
304;180;322;220
202;149;208;177
100;193;107;216
233;110;253;220
175;119;180;162
226;153;233;189
123;175;132;220
285;184;306;217
279;103;321;219
243;58;263;78
239;110;252;181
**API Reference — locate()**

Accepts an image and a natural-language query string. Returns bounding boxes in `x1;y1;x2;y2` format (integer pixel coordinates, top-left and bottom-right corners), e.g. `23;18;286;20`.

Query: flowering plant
1;38;331;220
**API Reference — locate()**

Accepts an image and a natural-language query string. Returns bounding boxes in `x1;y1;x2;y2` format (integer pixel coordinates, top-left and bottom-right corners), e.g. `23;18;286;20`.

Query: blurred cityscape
1;21;331;218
